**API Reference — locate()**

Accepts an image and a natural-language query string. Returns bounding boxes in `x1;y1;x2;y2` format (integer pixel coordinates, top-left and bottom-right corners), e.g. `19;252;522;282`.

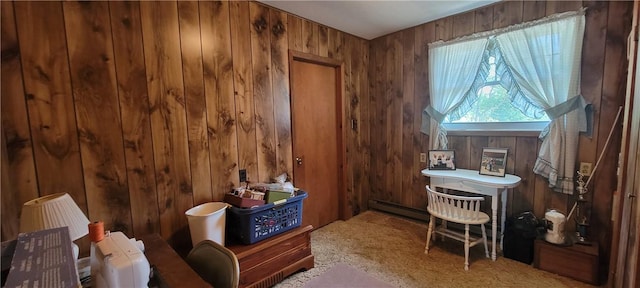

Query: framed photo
479;148;508;177
428;150;456;170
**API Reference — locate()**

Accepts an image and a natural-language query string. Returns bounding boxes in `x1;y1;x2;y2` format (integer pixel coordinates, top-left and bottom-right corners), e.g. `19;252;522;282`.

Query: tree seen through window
447;55;550;124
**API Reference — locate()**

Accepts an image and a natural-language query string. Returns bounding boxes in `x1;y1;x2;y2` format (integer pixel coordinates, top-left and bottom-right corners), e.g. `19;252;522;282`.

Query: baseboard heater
368;199;490;237
368;199;429;222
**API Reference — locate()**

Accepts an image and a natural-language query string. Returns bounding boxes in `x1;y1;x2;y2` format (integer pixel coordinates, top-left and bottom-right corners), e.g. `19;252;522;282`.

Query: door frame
609;0;640;286
288;50;348;222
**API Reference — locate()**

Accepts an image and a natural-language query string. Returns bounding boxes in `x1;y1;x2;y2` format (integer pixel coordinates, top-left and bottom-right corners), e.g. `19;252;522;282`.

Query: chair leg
464;224;470;271
481;223;489;258
441;220;447;241
425;215;434;254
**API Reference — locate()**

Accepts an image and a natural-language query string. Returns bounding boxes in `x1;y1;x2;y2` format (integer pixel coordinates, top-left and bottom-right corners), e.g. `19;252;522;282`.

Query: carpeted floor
275;211;598;288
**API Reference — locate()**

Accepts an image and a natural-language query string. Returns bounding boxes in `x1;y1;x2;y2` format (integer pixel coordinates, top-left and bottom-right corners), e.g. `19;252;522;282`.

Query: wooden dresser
227;225;314;288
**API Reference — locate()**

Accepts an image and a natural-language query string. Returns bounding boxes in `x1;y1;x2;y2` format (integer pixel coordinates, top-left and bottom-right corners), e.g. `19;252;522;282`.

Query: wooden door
289;51;345;229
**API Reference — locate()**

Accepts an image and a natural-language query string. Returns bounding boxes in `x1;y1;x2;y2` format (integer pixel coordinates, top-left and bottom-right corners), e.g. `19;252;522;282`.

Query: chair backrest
426;185;485;223
186;240;240;288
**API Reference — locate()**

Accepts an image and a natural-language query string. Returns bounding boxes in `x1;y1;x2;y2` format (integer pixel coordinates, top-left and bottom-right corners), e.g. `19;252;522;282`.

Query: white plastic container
544;209;566;245
92;231;151;288
185;202;229;246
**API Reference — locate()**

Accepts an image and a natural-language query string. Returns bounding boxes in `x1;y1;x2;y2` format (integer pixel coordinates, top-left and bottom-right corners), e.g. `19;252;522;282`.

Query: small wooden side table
227;225;314;288
533;239;599;285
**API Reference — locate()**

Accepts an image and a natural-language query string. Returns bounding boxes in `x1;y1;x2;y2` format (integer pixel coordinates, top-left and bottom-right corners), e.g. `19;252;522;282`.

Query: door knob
296;157;303;166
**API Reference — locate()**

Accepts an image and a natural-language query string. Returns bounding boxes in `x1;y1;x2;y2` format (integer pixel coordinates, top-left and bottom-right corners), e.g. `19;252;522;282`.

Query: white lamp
19;193;90;258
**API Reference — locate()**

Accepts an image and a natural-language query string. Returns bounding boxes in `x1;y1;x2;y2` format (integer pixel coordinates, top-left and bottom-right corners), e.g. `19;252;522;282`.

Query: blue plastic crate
226;190;307;244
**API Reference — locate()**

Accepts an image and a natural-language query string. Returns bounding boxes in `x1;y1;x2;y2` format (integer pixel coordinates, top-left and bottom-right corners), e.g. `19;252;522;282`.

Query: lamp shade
19;193;90;241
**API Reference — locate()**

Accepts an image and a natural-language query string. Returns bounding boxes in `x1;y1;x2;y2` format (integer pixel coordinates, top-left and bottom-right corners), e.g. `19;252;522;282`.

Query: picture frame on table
428;150;456;170
479;147;508;177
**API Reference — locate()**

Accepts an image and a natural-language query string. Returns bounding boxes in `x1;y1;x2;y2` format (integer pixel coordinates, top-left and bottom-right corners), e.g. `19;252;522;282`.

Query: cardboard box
5;227;79;288
224;193;265;208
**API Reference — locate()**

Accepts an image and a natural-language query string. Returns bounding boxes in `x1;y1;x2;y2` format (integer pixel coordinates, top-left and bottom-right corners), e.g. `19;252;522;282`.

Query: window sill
446;130;541;137
442;122;547;137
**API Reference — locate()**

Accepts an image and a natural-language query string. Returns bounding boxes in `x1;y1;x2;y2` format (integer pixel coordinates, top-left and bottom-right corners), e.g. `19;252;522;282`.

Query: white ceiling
258;0;501;40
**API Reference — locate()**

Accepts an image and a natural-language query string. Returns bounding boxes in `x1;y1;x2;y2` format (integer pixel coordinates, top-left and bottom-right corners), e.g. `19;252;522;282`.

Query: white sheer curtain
496;10;586;194
423;38;487;149
421;9;586;194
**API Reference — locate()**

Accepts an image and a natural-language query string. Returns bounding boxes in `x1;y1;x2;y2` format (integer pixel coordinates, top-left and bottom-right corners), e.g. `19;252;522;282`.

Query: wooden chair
425;185;490;270
186;240;240;288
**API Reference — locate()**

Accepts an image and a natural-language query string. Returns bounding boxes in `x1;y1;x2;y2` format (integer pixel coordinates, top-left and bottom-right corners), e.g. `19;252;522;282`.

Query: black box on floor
503;212;539;264
504;230;535;264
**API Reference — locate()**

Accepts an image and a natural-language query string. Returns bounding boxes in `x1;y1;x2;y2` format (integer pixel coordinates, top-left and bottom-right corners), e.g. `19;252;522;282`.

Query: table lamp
19;193;90;258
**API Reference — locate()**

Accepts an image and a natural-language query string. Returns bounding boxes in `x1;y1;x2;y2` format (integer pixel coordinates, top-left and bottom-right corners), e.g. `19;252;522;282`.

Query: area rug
303;262;393;288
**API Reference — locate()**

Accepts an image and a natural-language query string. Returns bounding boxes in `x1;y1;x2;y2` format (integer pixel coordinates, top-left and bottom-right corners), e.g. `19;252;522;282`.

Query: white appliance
91;231;151;288
544;209;566;244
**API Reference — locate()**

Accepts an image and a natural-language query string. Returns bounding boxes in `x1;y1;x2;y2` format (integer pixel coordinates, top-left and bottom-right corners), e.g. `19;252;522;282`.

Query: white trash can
185;202;228;247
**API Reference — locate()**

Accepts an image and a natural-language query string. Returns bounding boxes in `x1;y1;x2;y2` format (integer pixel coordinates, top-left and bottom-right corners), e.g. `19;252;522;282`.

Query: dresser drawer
228;225;314;288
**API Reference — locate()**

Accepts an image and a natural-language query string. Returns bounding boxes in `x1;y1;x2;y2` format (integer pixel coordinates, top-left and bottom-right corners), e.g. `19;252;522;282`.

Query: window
442;54;550;132
424;9;586;194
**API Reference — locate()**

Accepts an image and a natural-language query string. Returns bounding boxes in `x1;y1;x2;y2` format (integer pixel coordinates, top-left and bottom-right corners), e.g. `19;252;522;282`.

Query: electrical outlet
420;153;427;163
579;162;592;176
239;169;247;183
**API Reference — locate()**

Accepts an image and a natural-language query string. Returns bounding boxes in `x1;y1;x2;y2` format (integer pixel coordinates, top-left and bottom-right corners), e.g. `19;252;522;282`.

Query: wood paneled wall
368;0;632;278
1;0;633;277
1;1;369;251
